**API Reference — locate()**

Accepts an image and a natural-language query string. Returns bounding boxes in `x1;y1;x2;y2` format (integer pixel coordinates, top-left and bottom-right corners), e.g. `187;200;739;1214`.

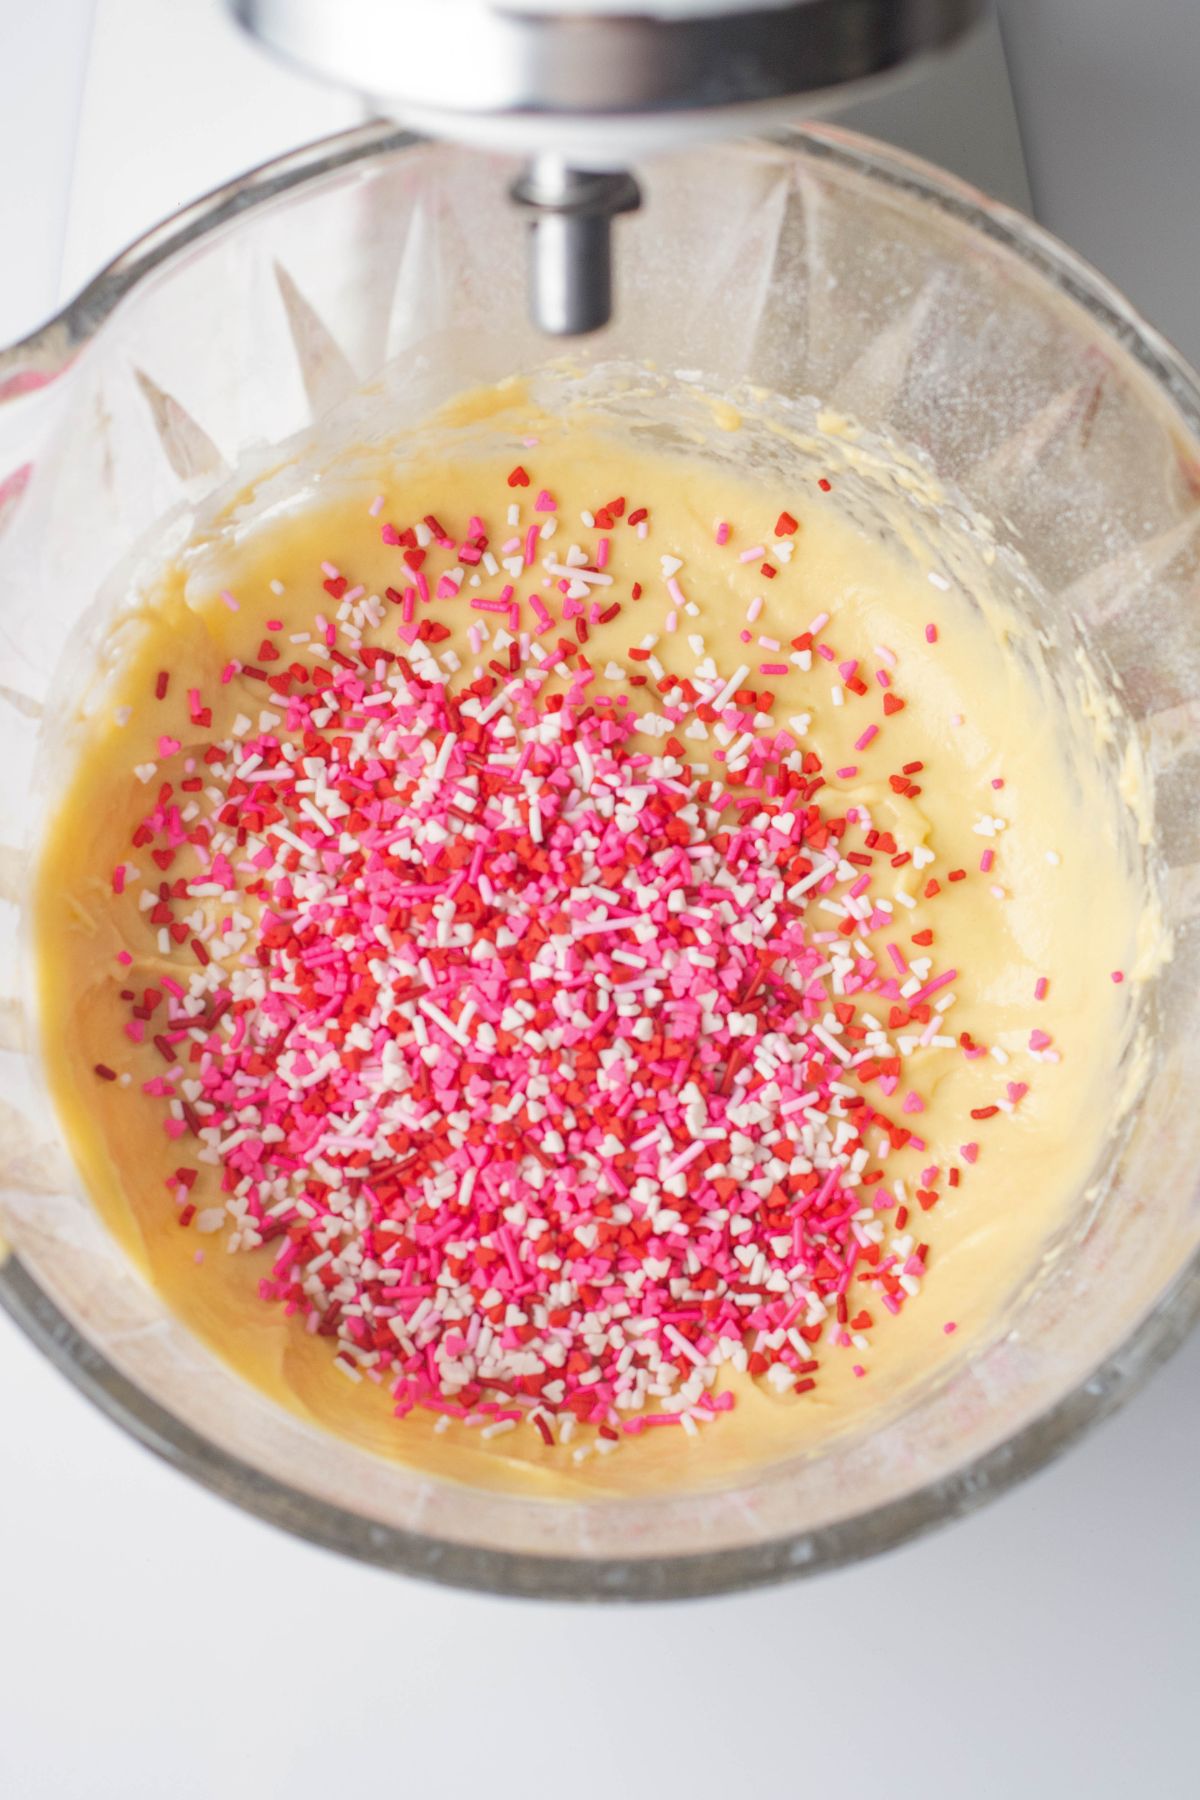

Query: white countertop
2;6;1197;1796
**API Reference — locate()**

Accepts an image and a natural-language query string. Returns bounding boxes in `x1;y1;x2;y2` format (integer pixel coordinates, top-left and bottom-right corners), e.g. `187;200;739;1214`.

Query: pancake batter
33;382;1148;1496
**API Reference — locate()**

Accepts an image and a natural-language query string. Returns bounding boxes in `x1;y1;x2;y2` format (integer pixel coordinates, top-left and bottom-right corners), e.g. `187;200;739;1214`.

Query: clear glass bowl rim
3;119;1198;1602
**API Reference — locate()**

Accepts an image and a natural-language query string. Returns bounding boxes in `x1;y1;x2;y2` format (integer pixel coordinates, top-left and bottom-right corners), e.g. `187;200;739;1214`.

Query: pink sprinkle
901;1091;925;1115
157;736;180;757
715;521;731;545
738;545;765;564
960;1142;979;1164
908;968;957;1006
991;777;1005;790
943;1321;957;1335
854;724;878;752
380;522;400;545
116;950;132;966
1034;977;1049;1001
320;562;340;579
369;494;385;518
1029;1028;1052;1051
534;490;556;513
835;765;858;779
219;589;240;613
746;594;763;624
1111;970;1125;984
980;849;995;873
596;537;610;569
925;623;938;644
886;943;907;974
524;525;540;566
760;662;788;676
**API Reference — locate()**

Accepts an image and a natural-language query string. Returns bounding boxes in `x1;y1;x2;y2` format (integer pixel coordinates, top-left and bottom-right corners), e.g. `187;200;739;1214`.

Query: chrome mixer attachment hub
231;0;987;335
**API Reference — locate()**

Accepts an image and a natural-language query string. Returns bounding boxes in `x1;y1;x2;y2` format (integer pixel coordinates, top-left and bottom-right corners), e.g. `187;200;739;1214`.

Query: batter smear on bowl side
34;384;1147;1495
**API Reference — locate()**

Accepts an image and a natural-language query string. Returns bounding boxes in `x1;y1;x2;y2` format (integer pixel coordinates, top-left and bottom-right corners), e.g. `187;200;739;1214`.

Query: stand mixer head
230;0;985;334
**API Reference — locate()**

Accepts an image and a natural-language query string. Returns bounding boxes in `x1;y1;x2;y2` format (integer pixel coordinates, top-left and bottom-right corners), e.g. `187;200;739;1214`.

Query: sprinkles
89;458;1063;1457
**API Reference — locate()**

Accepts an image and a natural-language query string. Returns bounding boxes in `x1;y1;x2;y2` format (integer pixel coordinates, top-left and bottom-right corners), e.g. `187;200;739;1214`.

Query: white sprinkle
418;999;472;1049
663;1325;708;1368
711;666;751;712
546;560;612;588
431;731;457;781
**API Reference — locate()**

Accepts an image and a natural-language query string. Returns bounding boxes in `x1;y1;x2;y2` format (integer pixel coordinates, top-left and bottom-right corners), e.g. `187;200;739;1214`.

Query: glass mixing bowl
2;123;1198;1600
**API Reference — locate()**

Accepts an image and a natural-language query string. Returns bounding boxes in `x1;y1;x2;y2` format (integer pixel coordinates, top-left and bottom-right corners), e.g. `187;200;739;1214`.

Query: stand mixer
4;0;1200;1603
231;0;985;334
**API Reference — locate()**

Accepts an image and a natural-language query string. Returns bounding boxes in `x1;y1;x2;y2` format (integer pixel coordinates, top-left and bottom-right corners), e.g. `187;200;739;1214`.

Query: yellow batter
32;383;1151;1496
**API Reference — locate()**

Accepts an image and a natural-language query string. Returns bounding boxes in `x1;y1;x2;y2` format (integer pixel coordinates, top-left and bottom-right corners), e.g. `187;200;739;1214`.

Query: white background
1;4;1198;1796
